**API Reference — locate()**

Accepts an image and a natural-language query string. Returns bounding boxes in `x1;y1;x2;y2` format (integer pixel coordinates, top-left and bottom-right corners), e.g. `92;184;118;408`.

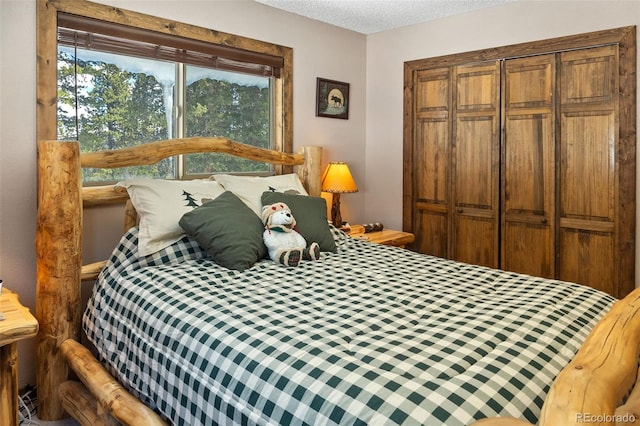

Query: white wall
0;0;365;388
366;0;640;231
0;0;38;389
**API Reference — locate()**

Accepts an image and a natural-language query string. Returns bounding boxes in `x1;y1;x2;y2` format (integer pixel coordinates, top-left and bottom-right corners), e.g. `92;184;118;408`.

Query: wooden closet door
404;27;634;298
410;68;452;257
501;55;556;278
451;62;500;267
558;45;619;295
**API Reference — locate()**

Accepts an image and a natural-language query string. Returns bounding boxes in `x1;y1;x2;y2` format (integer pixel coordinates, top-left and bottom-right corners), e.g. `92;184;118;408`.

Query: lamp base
330;193;343;227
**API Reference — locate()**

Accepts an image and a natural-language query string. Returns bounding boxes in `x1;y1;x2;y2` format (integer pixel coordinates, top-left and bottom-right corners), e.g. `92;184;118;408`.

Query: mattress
83;226;615;425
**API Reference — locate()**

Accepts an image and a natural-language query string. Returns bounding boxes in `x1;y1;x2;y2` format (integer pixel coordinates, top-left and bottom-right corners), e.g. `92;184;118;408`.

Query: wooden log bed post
35;140;83;420
296;145;323;196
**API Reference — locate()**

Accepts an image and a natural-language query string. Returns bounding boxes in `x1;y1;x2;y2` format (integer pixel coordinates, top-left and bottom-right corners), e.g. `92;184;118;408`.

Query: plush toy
262;202;320;267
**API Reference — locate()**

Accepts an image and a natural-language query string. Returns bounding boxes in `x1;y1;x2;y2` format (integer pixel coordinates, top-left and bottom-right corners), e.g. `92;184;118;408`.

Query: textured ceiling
255;0;520;34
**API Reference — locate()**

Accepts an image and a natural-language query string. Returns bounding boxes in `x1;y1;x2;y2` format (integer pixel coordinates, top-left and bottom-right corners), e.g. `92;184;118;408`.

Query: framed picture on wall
316;77;349;119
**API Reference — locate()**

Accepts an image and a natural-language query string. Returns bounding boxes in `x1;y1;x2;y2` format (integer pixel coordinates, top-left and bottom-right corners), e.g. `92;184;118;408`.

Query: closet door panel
416;118;448;204
501;55;555;278
414;209;448;256
412;68;451;258
558;46;618;294
558;229;615;296
502;114;555;277
454;216;496;267
415;118;450;258
560;112;615;221
454;117;495;207
503;115;552;212
561;46;616;105
452;63;500;267
503;223;553;277
416;69;449;114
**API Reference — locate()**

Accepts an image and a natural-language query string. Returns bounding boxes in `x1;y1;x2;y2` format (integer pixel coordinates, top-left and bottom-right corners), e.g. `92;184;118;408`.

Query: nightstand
349;226;415;248
0;288;39;426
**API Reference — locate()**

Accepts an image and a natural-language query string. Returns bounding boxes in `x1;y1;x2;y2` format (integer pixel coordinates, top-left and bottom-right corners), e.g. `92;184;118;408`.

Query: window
183;65;272;176
54;11;290;182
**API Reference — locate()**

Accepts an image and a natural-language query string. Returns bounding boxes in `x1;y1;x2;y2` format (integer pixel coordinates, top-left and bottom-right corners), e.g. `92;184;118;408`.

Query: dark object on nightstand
363;223;384;233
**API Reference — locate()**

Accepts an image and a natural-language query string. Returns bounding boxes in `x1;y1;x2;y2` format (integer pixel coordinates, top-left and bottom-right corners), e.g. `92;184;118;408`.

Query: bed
35;138;640;426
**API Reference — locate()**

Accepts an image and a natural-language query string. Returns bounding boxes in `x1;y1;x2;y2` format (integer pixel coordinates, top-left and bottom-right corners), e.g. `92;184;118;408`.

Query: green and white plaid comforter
83;227;615;425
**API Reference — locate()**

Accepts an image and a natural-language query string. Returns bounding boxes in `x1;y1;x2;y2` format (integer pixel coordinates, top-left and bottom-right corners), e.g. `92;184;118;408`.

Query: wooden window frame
37;0;294;173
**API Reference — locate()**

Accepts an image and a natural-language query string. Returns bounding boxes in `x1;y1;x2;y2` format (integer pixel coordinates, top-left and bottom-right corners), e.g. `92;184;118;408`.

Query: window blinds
57;13;283;78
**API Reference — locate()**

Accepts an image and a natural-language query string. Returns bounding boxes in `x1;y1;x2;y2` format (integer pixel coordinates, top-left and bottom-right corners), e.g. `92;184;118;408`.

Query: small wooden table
349;226;415;248
0;288;39;426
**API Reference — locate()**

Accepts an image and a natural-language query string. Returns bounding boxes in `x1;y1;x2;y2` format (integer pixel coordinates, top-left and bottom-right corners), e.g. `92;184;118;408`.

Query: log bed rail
474;286;640;426
36;138;640;425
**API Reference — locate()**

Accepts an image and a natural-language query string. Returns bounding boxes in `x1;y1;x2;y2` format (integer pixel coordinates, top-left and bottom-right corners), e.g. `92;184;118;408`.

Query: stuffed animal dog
261;202;320;267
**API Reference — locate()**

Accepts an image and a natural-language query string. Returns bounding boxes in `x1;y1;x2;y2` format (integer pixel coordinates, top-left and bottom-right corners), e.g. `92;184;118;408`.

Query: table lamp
321;162;358;227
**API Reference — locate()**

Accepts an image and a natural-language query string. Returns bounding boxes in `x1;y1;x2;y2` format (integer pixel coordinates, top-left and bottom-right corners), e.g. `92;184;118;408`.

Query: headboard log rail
80;137;306;169
82;186;128;207
36;138;322;421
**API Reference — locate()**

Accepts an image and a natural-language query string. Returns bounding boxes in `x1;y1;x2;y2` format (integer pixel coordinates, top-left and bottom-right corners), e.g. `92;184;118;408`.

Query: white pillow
116;178;225;256
212;173;308;216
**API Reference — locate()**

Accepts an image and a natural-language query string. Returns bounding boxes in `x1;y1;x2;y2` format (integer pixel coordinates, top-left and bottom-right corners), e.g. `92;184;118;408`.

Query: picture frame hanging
316;77;349;119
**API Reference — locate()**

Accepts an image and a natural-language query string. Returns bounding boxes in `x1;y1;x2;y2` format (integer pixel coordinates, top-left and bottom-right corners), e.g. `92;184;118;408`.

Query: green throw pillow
261;191;337;253
179;191;267;271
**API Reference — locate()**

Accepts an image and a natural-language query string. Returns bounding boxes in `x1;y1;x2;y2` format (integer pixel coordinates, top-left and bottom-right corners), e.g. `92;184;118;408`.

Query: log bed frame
36;138;640;425
36;138;322;425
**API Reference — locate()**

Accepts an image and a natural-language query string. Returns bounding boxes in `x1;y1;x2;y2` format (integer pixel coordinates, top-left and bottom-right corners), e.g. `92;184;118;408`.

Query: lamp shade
321;162;358;193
